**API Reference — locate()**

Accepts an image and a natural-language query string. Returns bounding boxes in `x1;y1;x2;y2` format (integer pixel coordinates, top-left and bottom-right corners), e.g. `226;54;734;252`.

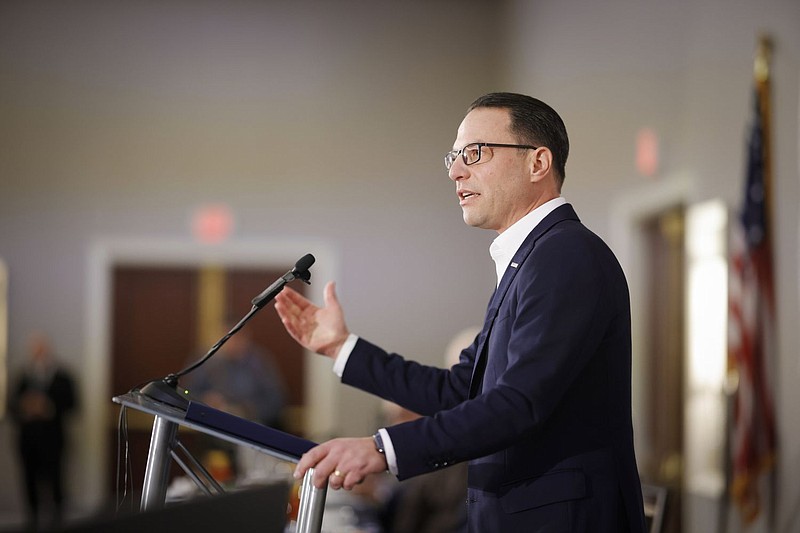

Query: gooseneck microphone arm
164;305;259;386
136;253;315;409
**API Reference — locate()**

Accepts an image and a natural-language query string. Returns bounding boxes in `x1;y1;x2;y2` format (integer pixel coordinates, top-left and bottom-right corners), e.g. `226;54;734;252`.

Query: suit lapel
467;204;580;398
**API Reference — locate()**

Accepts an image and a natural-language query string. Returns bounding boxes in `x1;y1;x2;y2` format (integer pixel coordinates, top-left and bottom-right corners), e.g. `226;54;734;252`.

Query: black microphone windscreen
295;253;315;273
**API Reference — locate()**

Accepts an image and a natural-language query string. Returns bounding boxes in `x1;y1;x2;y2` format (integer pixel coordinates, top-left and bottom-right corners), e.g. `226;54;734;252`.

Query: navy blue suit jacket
343;204;647;532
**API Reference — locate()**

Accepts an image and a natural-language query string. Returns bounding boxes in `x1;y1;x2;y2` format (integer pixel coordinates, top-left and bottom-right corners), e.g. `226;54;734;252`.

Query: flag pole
755;34;773;247
720;32;775;533
755;32;778;530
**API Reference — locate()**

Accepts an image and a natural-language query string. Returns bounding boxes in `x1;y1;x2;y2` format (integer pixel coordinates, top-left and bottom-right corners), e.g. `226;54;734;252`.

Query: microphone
251;253;315;309
136;253;315;409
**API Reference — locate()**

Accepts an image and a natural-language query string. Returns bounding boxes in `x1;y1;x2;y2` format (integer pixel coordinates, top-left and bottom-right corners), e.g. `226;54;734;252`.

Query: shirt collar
489;197;568;286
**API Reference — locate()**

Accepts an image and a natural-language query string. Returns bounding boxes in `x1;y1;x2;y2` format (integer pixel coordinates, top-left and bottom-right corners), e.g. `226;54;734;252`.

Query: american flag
727;42;777;526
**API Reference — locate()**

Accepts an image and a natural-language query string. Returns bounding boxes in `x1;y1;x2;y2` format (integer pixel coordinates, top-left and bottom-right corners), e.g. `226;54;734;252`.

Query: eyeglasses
444;142;538;171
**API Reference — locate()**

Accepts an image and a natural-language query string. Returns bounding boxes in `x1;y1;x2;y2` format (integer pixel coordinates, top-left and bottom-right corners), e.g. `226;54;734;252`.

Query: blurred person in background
184;322;286;483
9;332;77;531
186;323;285;429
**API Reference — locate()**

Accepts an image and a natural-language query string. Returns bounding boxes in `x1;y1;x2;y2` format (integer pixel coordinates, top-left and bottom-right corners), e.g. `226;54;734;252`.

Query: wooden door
109;265;306;500
643;207;685;533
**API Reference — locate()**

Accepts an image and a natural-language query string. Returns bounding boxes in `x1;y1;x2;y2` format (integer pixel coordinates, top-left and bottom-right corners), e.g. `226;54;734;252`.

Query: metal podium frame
112;391;327;533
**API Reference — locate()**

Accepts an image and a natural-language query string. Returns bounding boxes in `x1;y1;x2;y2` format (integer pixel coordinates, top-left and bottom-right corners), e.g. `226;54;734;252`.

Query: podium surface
114;391;316;462
113;391;327;533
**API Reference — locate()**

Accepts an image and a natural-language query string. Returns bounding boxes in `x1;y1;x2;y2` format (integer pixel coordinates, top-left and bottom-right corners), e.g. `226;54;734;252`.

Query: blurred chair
641;483;668;533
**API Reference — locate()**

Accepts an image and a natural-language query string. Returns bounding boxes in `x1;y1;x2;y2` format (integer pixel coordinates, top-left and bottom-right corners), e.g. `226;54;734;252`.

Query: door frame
609;173;693;472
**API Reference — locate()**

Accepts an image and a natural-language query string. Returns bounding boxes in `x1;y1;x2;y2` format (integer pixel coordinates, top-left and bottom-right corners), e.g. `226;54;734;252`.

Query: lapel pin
510;262;519;268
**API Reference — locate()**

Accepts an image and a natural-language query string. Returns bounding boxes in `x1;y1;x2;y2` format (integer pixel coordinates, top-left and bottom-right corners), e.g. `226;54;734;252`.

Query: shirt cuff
332;333;359;377
378;428;398;476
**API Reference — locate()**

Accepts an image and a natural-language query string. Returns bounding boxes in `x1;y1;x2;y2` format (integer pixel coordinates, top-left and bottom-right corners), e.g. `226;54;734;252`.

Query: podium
112;391;328;533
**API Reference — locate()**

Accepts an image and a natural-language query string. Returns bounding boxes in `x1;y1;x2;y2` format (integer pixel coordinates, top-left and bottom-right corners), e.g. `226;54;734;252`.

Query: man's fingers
325;465;359;491
293;438;378;491
280;286;313;309
274;305;303;343
293;446;325;481
328;468;346;490
294;444;342;489
275;290;306;318
342;472;365;491
275;290;317;343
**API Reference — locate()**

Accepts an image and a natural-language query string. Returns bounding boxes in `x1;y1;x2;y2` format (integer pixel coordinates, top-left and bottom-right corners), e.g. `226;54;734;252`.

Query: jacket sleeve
342;331;479;417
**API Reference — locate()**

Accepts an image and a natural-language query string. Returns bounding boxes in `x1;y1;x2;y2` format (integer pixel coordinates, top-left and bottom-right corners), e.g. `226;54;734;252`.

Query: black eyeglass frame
444;142;539;170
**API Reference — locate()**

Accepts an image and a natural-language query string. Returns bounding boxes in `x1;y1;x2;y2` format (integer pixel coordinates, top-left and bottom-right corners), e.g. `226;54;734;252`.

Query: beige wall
1;1;798;531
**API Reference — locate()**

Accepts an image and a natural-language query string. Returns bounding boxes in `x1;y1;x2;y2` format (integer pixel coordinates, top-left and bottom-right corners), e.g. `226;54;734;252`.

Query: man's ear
529;147;553;183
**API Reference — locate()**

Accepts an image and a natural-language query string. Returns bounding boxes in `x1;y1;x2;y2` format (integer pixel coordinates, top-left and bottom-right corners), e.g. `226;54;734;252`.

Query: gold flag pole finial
754;34;773;83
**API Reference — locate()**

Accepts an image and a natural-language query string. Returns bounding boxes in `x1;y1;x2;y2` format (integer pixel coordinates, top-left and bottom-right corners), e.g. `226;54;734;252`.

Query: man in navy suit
276;93;647;532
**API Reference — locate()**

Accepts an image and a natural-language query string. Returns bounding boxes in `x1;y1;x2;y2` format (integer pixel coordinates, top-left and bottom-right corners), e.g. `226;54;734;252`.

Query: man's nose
448;158;468;182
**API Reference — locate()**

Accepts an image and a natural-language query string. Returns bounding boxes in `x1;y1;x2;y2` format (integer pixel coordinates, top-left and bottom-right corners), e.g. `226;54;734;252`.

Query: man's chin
462;213;488;230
